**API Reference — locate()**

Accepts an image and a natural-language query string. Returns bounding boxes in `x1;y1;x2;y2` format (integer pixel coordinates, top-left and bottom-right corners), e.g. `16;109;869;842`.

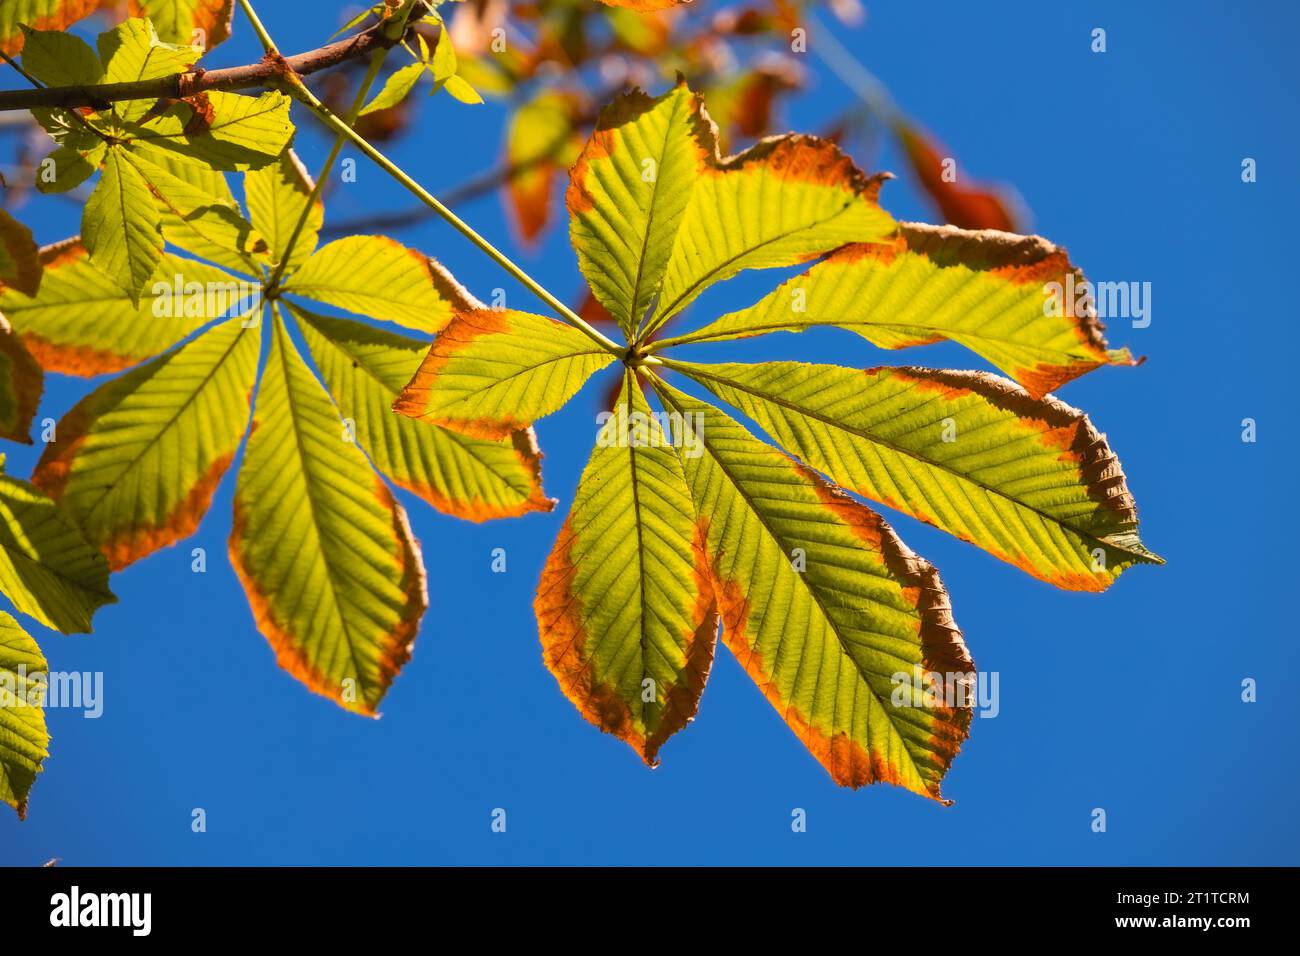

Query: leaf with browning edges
229;313;426;714
394;309;615;439
664;222;1138;397
33;315;260;570
0;0;98;56
0;612;48;819
536;370;717;765
129;0;234;50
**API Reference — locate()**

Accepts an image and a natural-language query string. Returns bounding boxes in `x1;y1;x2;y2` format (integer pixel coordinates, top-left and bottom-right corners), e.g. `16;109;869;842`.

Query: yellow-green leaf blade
97;17;198;122
566;83;717;335
646;135;895;333
676;360;1161;592
126;91;294;171
18;26;102;86
229;313;426;714
293;305;554;522
122;147;268;274
32;315;259;570
244;149;321;272
0;473;116;634
0;240;245;376
652;380;972;800
536;370;717;765
394;309;615;439
283;236;469;333
82;147;164;305
668;223;1137;397
0;612;48;820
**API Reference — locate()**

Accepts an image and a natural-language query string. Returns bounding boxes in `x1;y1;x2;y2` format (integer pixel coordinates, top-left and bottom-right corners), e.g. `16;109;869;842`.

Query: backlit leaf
394;309;615;439
229;313;426;714
82;147;164;304
0;471;115;634
671;360;1161;591
33;315;259;570
282;235;471;333
97;17;198;122
663;223;1138;397
35;142;107;195
0;239;244;376
0;612;48;820
536;370;717;765
126;91;294;171
652;380;972;799
360;62;425;116
294;305;554;521
504;90;582;242
123;147;269;274
18;26;102;87
244;149;322;273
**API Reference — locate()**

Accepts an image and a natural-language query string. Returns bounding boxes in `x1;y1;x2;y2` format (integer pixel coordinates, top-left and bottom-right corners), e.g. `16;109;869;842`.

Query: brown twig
0;20;404;112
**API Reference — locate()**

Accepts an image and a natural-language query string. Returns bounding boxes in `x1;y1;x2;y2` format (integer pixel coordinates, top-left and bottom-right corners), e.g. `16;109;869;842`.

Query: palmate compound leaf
398;79;1157;796
31;313;260;570
535;369;717;765
229;312;427;715
0;611;48;819
658;222;1139;398
8;158;544;714
667;360;1161;591
0;238;245;375
566;80;896;338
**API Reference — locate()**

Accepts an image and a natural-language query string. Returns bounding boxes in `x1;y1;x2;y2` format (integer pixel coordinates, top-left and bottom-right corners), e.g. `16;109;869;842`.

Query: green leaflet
0;471;116;634
81;147;164;306
360;62;425;116
394;309;615;439
124;90;294;171
97;16;197;122
245;149;322;273
229;313;427;715
0;612;48;820
670;360;1161;591
535;370;717;765
0;240;243;376
122;148;269;274
653;380;972;800
33;315;260;570
35;142;106;196
18;26;102;86
282;236;467;333
293;306;553;522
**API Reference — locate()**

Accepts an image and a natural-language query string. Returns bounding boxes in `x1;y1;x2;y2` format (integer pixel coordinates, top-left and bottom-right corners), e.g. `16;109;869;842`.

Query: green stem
237;0;621;356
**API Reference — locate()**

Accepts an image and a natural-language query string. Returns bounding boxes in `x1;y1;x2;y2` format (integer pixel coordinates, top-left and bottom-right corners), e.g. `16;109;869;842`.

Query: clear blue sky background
2;0;1296;865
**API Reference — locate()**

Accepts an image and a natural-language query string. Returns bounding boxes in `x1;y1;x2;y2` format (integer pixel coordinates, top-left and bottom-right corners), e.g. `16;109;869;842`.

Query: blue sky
2;0;1297;865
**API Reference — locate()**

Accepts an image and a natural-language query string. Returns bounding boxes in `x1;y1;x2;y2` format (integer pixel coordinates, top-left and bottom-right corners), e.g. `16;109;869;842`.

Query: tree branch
0;20;403;112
